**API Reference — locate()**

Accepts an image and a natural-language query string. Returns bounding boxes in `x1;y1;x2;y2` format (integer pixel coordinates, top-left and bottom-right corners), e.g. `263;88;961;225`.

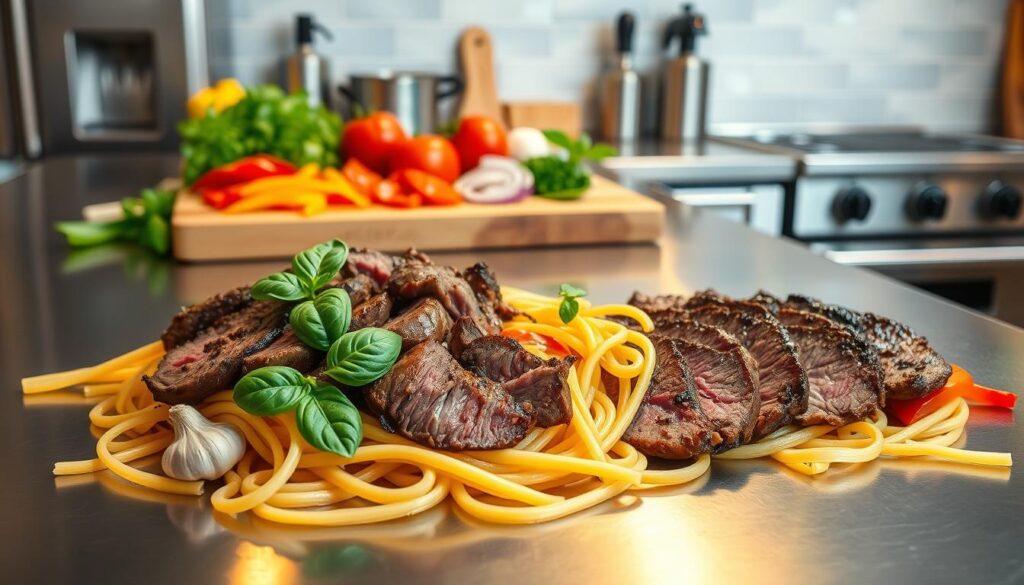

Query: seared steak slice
366;341;530;450
776;307;835;329
342;248;402;287
383;298;452;351
351;293;394;330
458;335;574;427
241;326;320;373
328;273;376;306
145;300;286;404
655;319;759;383
787;324;885;426
673;338;760;450
161;286;252;349
387;259;502;334
628;291;688;318
785;294;951;400
621;336;715;459
685;305;808;440
463;262;518;321
447;316;485;359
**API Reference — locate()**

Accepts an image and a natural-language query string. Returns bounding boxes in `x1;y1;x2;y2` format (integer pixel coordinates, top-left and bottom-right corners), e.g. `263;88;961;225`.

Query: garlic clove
162;404;246;481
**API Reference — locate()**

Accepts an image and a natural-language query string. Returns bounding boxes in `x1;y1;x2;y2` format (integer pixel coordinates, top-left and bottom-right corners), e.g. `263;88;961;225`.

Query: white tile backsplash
207;0;1012;133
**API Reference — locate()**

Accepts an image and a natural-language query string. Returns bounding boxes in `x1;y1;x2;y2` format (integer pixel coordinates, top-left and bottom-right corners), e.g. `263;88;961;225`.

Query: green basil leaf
252;272;306;302
55;220;129;247
292;239;348;295
585;143;618;161
326;328;402;387
558;296;579;324
295;384;363;457
290;289;351;351
233;366;311;415
559;283;587;298
542;129;573;152
144;214;170;256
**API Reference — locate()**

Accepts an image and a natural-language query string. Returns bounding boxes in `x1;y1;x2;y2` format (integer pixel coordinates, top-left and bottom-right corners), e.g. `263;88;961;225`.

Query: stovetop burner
748;132;1024;154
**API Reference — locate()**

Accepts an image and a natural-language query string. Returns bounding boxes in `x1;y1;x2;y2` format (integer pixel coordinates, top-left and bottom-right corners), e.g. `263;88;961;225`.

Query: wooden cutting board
170;176;663;262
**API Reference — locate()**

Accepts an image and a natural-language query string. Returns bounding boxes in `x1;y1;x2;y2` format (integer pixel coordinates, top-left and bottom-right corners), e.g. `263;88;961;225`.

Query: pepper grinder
660;4;709;142
599;12;641;141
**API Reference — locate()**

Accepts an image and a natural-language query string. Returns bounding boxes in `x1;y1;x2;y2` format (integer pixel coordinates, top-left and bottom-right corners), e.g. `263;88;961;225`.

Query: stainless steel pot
338;72;462;135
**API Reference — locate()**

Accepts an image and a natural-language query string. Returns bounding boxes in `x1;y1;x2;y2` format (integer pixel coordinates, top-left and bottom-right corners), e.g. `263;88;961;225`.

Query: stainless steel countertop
595;139;798;189
1;155;1021;585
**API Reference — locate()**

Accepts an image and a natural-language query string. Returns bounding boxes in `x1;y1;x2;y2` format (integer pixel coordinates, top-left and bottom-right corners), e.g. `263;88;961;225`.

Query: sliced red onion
455;156;534;204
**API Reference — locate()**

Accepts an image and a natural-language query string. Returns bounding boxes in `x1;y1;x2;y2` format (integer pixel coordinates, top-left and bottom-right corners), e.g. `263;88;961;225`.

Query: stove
717;130;1024;326
719;131;1024;240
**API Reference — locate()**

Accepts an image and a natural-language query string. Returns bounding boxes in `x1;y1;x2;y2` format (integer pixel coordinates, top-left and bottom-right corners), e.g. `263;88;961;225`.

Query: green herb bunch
523;131;617;200
234;240;402;457
55;188;175;256
178;85;342;186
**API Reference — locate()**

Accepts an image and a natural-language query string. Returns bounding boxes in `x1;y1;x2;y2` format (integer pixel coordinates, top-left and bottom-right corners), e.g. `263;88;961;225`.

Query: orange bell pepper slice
396;168;461;206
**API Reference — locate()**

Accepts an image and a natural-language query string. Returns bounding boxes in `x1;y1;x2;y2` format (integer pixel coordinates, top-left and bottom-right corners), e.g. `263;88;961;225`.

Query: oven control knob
832;186;872;223
980;181;1022;220
907;183;948;221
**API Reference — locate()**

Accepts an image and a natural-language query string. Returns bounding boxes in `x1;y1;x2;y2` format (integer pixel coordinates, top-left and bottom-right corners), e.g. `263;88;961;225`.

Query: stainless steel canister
338;72;462;134
599;12;641;141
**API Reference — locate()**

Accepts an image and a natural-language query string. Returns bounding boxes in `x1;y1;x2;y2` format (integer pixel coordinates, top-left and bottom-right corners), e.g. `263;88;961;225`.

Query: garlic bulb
162;404;246;481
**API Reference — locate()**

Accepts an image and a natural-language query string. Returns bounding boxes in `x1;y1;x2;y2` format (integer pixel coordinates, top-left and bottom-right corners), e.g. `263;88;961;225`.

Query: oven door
812;239;1024;327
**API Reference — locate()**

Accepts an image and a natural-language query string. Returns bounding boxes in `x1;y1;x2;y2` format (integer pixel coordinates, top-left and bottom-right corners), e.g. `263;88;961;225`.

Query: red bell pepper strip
886;364;1017;425
501;329;574;359
342;158;382;197
201;187;242;210
192;155;296;190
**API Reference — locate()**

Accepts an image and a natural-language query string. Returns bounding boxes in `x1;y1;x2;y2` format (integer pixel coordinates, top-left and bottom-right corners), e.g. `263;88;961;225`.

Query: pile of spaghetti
21;288;1013;526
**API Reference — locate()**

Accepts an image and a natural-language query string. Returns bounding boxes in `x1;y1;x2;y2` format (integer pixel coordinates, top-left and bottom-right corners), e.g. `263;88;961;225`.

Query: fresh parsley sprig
236;239;403;456
558;283;587;324
55;188;176;256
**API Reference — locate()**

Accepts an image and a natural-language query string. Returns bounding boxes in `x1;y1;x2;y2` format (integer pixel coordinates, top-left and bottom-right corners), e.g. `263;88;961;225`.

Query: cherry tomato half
396;169;461;206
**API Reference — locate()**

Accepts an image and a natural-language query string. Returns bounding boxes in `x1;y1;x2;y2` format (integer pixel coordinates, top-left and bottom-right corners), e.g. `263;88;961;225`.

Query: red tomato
373;178;422;208
451;116;508;170
395;169;460;206
342;112;407;175
390;135;461;183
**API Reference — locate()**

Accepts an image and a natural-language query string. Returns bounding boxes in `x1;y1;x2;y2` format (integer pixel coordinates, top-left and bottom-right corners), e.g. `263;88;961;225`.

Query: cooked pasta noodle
21;288;1012;526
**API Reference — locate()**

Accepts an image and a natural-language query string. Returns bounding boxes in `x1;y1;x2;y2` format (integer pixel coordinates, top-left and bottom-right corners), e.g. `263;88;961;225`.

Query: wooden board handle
458;26;504;125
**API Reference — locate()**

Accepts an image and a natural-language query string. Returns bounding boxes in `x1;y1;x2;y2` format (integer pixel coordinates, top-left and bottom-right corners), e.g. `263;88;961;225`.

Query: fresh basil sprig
296;384;364;456
290;288;352;351
55;187;176;256
558;283;587;324
251;272;306;302
233;366;363;457
293;239;349;297
252;239;348;302
326;328;403;387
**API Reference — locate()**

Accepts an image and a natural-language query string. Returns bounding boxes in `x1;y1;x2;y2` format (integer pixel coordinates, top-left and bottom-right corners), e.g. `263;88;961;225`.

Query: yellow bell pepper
187;78;246;119
223;191;328;216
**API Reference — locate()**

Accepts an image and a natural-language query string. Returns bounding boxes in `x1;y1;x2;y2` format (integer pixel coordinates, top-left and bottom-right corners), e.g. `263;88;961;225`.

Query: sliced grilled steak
161;286;252;349
787;324;885;426
463;262;518;321
351;293;394;330
366;341;530;450
785;294;951;400
628;291;688;319
342;248;402;287
383;298;452;351
621;336;715;459
145;300;286;404
673;338;760;450
447;316;485;359
241;327;320;373
776;307;835;329
328;273;376;306
387;259;502;334
655;319;759;383
458;335;574;427
685;305;807;440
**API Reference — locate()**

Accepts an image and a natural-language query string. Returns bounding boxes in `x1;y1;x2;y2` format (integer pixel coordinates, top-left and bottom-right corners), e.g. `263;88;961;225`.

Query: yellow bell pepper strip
235;174;370;208
322;168;372;207
222;191;328;216
297;163;321;178
187;78;245;119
